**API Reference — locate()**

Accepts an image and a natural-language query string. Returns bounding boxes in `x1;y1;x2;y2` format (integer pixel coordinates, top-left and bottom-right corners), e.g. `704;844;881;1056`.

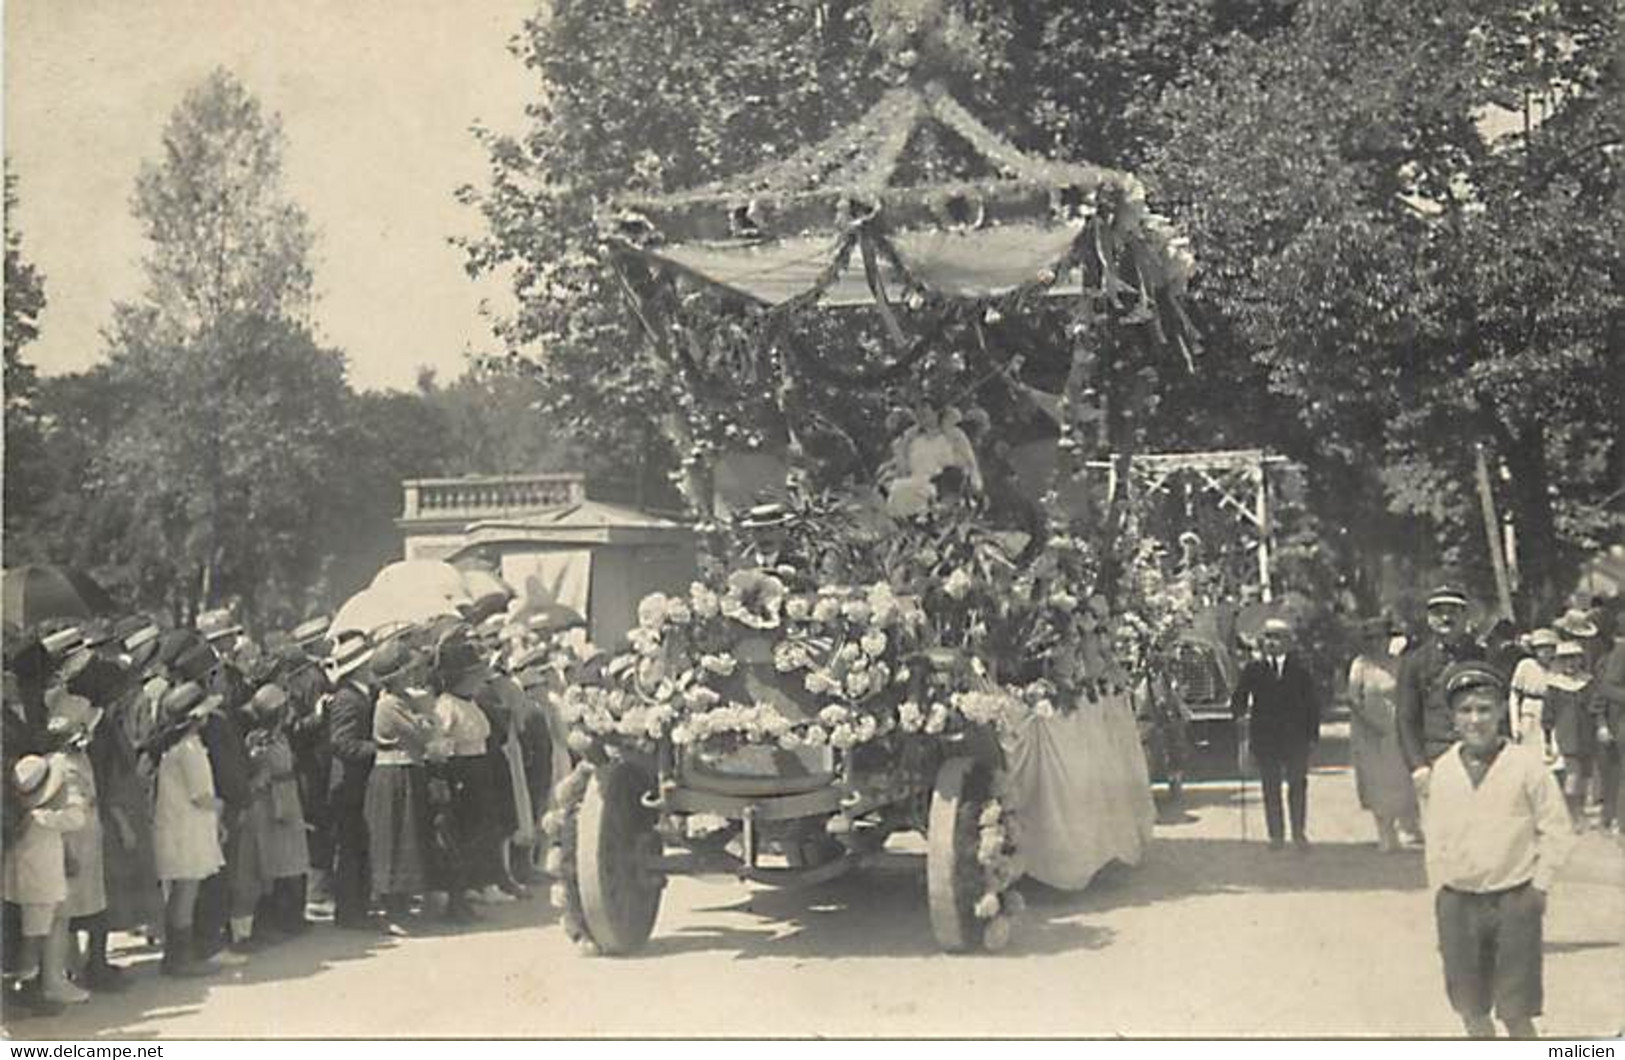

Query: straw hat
40;625;86;659
1528;628;1560;649
118;618;164;671
13;755;65;810
1553;608;1599;640
1554;640;1586;659
196;608;244;646
323;633;374;683
291;616;332;652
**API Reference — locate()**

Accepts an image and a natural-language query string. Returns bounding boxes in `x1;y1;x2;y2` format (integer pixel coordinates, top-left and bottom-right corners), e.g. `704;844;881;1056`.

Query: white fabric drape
1004;693;1156;890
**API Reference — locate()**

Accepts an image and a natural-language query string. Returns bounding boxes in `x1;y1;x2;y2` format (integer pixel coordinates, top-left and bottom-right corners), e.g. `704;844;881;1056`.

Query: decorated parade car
545;557;1025;955
539;5;1200;957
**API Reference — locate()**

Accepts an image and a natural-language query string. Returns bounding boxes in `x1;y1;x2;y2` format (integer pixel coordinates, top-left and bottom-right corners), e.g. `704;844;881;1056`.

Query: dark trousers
1436;883;1544;1021
1598;741;1621;827
191;808;240;956
192;872;228;957
1254;743;1310;842
331;799;371;925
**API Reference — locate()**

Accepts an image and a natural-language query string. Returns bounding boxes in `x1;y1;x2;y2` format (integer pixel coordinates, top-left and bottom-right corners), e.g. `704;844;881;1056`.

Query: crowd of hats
3;594;591;1018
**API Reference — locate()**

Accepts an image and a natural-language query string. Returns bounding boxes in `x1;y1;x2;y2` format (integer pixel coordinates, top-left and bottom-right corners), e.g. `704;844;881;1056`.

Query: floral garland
555;554;1134;763
541;761;596;953
972;777;1025;952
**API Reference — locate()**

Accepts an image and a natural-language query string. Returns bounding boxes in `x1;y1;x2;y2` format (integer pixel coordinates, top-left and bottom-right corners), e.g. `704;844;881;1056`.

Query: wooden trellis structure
1089;448;1290;602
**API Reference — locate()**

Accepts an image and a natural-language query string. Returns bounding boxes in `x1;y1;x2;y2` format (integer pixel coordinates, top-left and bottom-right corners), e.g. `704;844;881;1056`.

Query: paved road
10;730;1624;1039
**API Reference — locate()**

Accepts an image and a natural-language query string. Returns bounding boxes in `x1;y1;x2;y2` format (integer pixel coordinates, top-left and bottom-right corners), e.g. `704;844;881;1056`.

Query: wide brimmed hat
1426;584;1471;609
159;681;220;724
1553;608;1599;640
1554;640;1586;658
1442;661;1506;701
249;683;289;722
1528;628;1560;649
368;638;416;684
433;629;484;679
13;754;64;809
323;633;374;683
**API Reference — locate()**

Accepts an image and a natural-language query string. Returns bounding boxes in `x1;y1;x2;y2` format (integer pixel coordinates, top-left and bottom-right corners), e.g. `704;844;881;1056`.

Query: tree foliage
1149;0;1621;614
460;0;1292;499
4;166;52;552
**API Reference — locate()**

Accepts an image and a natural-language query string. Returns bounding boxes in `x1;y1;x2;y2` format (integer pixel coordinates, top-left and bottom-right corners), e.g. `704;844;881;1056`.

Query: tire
572;760;664;955
926;756;990;953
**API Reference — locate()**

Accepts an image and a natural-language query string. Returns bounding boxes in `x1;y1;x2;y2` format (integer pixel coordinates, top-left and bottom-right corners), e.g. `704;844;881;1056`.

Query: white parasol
331;583;460;637
371;560;474;613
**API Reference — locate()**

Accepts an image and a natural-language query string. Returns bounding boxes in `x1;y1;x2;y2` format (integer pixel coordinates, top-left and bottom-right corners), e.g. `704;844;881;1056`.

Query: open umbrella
370;560;474;613
331;584;460;637
2;565;118;629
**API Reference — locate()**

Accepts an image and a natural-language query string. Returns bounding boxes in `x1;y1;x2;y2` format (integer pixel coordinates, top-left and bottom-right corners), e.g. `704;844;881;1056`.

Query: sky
4;0;538;391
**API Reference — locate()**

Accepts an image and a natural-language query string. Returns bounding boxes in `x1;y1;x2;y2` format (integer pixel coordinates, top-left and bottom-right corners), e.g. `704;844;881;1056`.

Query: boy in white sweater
1423;661;1574;1039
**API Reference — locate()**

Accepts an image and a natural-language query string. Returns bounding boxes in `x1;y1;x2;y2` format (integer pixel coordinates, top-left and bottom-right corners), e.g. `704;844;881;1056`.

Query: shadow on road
1035;834;1429;918
629;818;1423;962
5;897;558;1040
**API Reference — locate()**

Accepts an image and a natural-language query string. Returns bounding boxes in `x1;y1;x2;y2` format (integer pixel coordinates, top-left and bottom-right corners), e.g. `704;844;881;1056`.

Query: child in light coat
3;754;90;1004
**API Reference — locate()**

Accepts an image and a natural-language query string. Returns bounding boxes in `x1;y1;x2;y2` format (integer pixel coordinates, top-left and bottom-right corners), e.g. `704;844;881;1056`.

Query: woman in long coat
363;640;438;924
432;632;503;911
69;659;161;987
1346;617;1420;851
245;684;310;936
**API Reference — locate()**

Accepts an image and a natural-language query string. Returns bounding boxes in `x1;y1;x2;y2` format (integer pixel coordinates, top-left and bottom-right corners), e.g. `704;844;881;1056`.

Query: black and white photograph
2;0;1621;1043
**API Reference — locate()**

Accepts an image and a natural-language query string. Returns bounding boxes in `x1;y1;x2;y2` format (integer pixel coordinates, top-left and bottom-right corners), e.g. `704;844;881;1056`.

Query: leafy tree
460;0;1293;510
87;69;345;625
1149;0;1621;615
4;166;52;553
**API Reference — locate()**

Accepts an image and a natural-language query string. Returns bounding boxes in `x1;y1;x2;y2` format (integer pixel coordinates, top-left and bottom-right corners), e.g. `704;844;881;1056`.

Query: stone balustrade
400;473;586;522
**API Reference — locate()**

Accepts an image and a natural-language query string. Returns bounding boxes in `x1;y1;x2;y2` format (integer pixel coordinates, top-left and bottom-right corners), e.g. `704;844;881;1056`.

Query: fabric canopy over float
606;79;1198;360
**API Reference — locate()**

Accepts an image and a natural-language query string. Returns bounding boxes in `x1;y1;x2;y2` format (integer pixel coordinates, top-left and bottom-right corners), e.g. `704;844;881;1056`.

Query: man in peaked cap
1422;660;1571;1039
1399;584;1488;792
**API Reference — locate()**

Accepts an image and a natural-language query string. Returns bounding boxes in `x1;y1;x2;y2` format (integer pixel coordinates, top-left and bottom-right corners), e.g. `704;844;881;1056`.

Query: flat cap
1443;660;1505;701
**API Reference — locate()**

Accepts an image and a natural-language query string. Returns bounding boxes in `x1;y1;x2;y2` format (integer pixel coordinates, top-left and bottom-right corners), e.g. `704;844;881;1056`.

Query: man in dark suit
324;635;379;930
1592;620;1625;834
1231;617;1321;850
1397;584;1486;790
